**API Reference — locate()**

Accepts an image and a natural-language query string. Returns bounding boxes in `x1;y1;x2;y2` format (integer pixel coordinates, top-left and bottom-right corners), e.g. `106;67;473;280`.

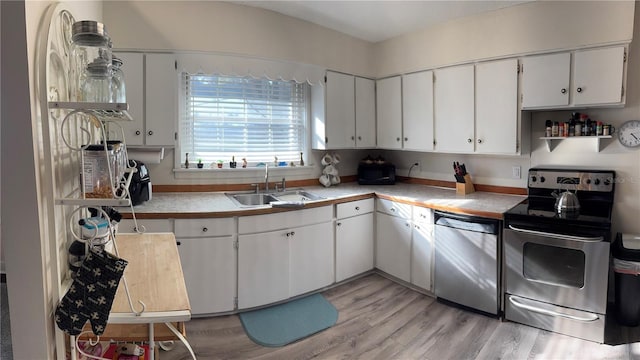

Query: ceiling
233;1;531;43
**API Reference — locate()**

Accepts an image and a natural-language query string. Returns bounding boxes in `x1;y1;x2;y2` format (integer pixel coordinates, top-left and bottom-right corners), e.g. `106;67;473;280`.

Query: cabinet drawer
376;198;412;219
118;219;173;233
174;218;236;238
239;206;332;234
336;198;374;219
412;206;434;226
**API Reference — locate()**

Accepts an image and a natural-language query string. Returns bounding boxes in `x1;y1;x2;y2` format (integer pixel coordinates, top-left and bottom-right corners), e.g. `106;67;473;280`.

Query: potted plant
197;159;204;168
217;160;223;169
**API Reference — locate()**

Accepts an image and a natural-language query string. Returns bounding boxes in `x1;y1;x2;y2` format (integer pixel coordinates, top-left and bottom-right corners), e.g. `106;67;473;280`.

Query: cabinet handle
135;130;141;136
336;222;342;227
577;87;583;93
291;231;295;236
148;130;154;136
202;227;208;232
404;137;408;141
397;137;401;142
286;232;290;237
561;88;567;94
415;225;420;230
477;139;483;144
467;138;472;143
351;136;355;140
390;207;396;212
405;222;410;227
355;206;360;211
358;136;362;141
176;241;181;246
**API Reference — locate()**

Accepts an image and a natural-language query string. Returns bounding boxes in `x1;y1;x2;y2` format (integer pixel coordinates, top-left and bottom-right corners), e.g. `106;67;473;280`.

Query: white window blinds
180;74;307;165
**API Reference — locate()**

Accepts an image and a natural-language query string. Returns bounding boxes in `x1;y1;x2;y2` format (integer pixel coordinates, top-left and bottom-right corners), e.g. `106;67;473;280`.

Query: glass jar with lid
111;56;126;103
70;20;112;101
82;58;112;102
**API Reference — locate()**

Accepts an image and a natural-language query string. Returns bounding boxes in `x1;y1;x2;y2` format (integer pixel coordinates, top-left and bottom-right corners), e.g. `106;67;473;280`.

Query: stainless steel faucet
264;164;269;192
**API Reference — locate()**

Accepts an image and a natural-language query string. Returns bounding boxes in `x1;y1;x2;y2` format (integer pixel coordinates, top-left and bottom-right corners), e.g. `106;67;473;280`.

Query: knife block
456;174;475;195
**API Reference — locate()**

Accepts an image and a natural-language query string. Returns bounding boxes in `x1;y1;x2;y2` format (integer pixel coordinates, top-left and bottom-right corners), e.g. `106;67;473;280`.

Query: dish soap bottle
185;153;189;169
300;152;305;166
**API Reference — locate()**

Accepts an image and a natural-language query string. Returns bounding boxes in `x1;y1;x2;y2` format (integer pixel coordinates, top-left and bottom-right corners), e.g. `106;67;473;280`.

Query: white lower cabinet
177;236;236;315
336;199;375;282
376;211;412;282
117;219;173;233
238;230;290;309
411;207;434;292
238;206;333;309
289;222;334;297
174;218;236;315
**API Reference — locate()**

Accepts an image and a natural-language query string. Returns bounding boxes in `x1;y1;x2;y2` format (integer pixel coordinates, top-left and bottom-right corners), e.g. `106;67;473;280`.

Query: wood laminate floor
161;274;640;360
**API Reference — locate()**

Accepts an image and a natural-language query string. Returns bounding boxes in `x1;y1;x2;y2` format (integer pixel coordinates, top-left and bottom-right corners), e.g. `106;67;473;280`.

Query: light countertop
121;182;526;220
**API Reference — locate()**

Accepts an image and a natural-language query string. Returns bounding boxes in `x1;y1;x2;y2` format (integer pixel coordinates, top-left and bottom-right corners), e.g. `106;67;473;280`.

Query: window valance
175;52;326;85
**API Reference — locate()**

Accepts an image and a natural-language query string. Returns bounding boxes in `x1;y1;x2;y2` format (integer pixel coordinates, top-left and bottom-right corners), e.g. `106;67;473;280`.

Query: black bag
126;160;150;206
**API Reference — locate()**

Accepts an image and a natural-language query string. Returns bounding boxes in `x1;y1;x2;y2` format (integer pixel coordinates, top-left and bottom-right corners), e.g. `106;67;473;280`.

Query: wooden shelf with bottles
539;135;613;152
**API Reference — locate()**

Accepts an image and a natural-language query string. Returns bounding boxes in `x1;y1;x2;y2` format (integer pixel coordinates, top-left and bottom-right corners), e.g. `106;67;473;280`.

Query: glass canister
111;56;126;103
82;144;117;198
82;58;112;102
104;140;127;183
70;20;112;101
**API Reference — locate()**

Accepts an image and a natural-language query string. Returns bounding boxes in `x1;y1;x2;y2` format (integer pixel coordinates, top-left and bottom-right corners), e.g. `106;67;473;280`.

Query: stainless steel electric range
503;167;616;343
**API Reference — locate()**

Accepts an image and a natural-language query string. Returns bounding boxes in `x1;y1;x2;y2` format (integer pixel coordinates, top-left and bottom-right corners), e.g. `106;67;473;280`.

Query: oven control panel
528;169;615;192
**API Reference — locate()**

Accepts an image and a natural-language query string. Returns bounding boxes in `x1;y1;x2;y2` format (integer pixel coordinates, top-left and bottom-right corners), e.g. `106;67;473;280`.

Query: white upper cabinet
111;52;144;145
522;46;626;109
312;71;375;149
402;71;434;152
521;52;570;109
376;76;402;149
146;53;178;146
434;64;475;153
573;46;625;106
324;71;356;149
475;59;519;154
355;77;376;148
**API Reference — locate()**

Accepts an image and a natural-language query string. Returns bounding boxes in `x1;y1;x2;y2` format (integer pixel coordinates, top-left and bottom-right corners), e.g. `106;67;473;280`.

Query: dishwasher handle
434;211;499;235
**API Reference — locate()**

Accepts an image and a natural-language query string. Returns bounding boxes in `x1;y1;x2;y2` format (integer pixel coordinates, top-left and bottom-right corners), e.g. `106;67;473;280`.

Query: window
179;74;308;167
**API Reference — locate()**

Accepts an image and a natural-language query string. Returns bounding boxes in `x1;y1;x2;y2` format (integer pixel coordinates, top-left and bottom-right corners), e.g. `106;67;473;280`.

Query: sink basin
273;190;324;202
228;193;279;206
226;189;324;207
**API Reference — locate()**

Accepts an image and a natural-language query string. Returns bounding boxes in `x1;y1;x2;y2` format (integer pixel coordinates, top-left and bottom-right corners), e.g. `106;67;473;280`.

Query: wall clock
617;120;640;148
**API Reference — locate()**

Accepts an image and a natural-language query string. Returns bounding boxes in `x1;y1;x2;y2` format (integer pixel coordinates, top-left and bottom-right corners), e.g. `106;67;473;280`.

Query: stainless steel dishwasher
434;211;500;315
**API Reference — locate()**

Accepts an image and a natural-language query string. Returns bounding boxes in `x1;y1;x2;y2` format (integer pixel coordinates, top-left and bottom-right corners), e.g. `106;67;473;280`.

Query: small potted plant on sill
217;160;223;169
197;159;204;169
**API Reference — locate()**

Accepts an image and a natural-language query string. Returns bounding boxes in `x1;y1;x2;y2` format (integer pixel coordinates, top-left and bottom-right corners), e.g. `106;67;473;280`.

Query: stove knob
531;176;537;182
604;179;611;186
540;176;546;183
586;179;592;185
594;179;601;185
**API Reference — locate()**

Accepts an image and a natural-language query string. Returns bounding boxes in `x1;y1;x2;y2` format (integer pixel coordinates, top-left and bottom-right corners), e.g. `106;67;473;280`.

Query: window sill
173;165;316;180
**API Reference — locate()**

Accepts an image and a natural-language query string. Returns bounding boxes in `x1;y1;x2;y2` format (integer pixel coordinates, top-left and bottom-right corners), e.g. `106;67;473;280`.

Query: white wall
2;2;102;359
103;1;375;77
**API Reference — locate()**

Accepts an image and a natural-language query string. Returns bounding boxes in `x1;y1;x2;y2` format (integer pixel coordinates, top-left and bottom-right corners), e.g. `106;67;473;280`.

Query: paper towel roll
127;148;165;164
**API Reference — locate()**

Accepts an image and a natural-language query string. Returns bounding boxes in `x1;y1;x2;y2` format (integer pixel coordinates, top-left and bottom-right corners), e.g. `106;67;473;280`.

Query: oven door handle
509;296;599;322
507;225;604;242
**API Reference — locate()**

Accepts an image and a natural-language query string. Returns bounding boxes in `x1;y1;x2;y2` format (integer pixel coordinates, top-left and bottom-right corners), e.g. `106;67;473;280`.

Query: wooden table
73;233;193;360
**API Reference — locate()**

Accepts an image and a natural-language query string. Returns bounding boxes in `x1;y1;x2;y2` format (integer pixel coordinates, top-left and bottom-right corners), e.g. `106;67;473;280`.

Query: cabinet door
475;59;518;154
238;231;289;309
402;71;434;151
177;236;236;314
355;77;376;148
375;212;411;282
573;46;625;106
376;76;402;149
111;52;144;145
336;213;374;282
289;222;334;297
325;71;355;149
434;65;475;153
521;52;570;108
411;221;433;292
146;54;177;146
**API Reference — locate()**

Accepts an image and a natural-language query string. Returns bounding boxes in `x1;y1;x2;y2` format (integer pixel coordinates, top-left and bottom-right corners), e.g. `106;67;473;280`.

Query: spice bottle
545;120;552;137
552;122;559;137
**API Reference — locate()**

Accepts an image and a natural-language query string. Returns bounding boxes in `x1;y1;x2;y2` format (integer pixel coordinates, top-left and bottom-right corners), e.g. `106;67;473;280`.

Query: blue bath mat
239;293;338;347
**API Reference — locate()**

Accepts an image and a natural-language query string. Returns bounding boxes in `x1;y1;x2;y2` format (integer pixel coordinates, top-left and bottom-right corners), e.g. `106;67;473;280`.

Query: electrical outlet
512;166;521;179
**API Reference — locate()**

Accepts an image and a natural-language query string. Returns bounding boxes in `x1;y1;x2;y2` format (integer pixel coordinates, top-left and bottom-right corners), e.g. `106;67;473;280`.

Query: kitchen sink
226;189;324;207
228;193;279;206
